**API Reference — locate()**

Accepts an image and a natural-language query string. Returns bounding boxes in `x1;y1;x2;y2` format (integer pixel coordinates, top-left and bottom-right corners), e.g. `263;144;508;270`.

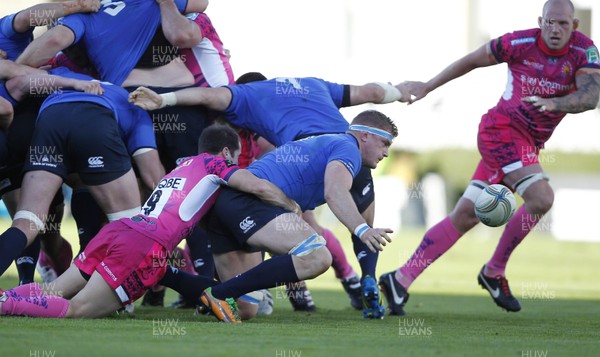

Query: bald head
539;0;578;50
543;0;574;17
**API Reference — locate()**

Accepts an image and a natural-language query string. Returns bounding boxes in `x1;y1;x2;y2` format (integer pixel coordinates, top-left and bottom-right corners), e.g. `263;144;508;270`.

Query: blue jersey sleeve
322;80;346;108
57;14;85;43
175;0;188;12
123;107;157;154
0;14;34;60
0;14;18;38
0;81;18;106
327;137;361;177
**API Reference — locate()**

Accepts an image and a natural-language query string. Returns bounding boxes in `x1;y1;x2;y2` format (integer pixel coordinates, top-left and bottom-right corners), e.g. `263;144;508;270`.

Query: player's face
231;148;241;165
361;133;391;169
538;2;577;50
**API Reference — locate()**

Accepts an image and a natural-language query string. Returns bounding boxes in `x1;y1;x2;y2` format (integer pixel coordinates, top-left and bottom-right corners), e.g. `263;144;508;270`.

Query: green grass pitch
1;220;598;357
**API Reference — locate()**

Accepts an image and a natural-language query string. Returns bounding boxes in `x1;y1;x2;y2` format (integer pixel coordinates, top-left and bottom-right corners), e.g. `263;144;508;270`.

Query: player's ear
538;16;543;27
573;18;579;31
221;147;231;160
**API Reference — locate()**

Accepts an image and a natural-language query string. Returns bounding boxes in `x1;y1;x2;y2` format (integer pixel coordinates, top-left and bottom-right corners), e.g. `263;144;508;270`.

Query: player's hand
129;87;163;110
403;81;429;104
290;201;302;217
395;82;414;103
74;80;104;95
360;227;393;253
522;96;557;112
0;50;7;60
77;0;101;13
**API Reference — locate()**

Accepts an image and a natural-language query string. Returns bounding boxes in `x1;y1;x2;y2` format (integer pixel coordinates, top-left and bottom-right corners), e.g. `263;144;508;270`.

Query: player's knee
289;234;330;277
450;201;480;232
526;191;554;215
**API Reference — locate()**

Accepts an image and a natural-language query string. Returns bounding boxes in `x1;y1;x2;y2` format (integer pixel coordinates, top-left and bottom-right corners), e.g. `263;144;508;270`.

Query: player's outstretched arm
5;74;103;102
323;161;392;253
228;169;301;215
404;43;498;103
129;86;232;111
157;0;203;48
13;0;101;33
16;25;75;68
524;69;600;114
349;82;412;105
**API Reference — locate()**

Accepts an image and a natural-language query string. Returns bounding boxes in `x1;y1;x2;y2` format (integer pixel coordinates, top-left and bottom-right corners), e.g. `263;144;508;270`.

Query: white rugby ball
474;184;517;227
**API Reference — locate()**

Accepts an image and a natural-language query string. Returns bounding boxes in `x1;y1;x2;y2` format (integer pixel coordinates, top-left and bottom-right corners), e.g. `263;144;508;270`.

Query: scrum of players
0;0;409;322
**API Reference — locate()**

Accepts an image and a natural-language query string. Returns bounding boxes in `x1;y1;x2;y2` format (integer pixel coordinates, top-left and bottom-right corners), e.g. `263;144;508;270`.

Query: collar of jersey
536;32;570;57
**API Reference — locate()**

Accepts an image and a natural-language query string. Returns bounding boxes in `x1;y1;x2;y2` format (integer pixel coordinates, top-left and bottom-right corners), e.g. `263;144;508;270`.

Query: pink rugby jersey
180;13;234;87
122;153;238;252
488;28;600;146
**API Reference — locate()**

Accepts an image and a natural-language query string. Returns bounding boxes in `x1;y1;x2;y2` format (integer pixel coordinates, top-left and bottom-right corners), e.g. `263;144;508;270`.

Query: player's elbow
185;0;209;13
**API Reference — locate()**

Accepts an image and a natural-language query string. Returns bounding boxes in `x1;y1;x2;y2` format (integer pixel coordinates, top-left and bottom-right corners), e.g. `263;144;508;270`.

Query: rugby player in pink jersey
0;124;300;318
379;0;600;314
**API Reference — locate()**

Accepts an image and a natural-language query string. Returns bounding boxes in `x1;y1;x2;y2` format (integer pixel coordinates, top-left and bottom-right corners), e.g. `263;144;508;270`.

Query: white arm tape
375;82;402;103
132;148;155;157
159;92;178;108
14;210;45;232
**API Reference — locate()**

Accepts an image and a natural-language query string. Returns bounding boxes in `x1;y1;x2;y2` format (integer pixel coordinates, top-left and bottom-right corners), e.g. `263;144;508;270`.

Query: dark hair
198;124;240;154
236;72;267;84
350;110;398;138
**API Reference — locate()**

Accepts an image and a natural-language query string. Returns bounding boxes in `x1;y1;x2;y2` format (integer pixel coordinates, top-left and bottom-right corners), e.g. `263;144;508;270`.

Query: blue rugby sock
15;237;40;285
71;189;106;252
0;227;28;276
211;255;299;300
186;227;215;278
351;233;379;278
159;265;217;303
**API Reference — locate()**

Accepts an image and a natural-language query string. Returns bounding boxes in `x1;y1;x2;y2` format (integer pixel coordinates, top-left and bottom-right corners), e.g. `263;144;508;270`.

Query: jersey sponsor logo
157;177;186;190
586;46;600;65
523;58;544;70
78;252;86;262
362;183;372;196
176;156;191;166
88;156;104;168
510;37;535;46
239;216;256;233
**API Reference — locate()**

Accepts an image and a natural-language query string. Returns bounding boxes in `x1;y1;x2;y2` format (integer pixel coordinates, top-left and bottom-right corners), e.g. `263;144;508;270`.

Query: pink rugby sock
396;216;462;289
1;289;69;318
9;282;44;298
322;228;355;279
485;205;539;277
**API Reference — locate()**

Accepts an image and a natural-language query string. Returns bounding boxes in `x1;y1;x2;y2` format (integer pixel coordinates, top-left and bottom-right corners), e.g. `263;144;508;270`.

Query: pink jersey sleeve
490;29;538;64
205;154;239;182
570;31;600;70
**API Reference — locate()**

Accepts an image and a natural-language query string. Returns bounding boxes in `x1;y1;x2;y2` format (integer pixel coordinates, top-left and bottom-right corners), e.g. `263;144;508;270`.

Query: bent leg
485;164;554;277
66;271;121;318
